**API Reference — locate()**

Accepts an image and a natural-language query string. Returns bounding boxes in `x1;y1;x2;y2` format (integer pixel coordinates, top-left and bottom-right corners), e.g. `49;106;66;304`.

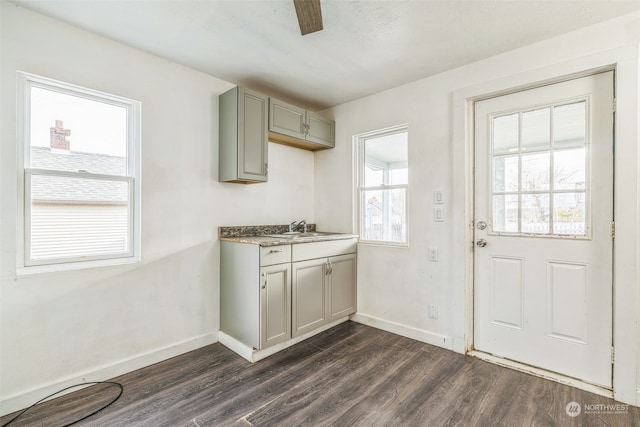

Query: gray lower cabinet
260;263;291;348
292;258;328;337
220;242;291;350
328;253;357;321
221;238;356;355
291;241;357;338
219;86;268;183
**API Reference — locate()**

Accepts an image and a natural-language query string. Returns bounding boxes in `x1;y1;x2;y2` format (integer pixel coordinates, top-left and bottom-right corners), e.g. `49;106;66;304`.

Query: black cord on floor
1;381;123;427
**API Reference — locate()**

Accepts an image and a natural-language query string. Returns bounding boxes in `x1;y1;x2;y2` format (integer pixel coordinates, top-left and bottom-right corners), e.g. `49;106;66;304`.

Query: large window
355;126;408;245
19;73;141;268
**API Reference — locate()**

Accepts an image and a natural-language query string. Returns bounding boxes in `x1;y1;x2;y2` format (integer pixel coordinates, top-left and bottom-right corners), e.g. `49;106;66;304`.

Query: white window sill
358;240;409;248
17;256;140;276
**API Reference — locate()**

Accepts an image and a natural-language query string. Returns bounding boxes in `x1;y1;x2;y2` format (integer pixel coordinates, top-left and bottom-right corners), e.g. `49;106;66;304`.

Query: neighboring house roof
30;146;128;204
31;146;126;175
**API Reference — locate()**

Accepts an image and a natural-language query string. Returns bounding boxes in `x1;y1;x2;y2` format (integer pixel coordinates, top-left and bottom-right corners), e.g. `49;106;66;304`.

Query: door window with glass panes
491;101;588;237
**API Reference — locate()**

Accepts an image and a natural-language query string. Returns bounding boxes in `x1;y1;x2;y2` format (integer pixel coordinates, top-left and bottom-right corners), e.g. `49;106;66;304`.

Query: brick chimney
50;120;71;151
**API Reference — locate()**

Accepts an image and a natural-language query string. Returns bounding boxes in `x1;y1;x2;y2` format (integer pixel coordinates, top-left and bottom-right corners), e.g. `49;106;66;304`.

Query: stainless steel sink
266;232;337;239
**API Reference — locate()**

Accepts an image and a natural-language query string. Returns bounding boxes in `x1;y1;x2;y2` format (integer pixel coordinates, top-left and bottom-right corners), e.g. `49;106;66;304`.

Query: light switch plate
434;191;443;204
434;206;444;222
428;247;438;262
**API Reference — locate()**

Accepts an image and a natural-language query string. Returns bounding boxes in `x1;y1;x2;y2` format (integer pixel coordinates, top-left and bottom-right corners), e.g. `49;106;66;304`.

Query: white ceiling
12;0;640;110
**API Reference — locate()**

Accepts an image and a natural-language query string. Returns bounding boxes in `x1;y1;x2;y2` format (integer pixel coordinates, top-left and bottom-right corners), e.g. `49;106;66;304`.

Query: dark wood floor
2;322;638;426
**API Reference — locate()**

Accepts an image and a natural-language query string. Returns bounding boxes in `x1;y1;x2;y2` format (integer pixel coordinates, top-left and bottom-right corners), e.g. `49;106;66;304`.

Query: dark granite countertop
219;225;358;247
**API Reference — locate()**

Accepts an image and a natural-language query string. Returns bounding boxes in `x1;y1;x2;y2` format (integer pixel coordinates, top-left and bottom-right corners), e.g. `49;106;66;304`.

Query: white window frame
353;124;409;247
17;72;141;273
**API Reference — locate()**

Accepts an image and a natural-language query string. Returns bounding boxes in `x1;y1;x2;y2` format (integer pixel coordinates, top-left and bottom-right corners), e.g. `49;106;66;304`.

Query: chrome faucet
289;219;307;233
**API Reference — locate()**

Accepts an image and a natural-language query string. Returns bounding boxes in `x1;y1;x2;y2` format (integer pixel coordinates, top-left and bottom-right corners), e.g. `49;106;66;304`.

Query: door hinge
612;97;617;113
611;221;615;239
611;346;615;364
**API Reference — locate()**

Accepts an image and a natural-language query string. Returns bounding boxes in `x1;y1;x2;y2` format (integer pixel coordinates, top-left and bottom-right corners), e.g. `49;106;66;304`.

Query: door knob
476;239;487;248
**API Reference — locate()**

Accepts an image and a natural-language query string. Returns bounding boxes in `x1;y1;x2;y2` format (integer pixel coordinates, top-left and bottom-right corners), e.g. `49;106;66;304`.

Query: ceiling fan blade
293;0;323;35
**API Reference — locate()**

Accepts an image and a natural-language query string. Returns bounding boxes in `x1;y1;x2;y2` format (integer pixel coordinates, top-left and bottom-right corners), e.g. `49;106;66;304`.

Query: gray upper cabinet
306;112;335;147
219;87;268;183
269;99;306;140
269;98;335;151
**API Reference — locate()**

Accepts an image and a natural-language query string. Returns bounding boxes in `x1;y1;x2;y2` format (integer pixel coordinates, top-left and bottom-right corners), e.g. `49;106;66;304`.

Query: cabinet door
329;253;356;321
269;98;306;140
238;87;268;182
306;112;335;148
292;258;328;337
260;263;291;349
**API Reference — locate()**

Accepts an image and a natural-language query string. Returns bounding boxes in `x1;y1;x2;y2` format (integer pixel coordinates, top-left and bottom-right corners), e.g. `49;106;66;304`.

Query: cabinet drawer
260;245;291;266
292;238;357;262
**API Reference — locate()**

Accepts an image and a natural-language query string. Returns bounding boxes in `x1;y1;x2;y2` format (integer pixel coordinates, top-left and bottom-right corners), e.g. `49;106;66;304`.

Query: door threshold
469;350;613;399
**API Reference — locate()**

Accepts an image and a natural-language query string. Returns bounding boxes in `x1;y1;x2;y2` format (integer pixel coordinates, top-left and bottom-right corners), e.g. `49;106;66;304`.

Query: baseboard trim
219;317;350;363
349;313;454;351
0;332;218;417
452;337;467;354
470;350;614;399
218;331;255;361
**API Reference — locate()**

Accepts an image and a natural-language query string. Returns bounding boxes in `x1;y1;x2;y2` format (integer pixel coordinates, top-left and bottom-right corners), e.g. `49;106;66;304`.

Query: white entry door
474;72;614;388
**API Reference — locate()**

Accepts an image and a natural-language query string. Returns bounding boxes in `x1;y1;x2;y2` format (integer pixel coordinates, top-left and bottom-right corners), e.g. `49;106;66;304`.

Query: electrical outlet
428;304;439;319
428;247;438;262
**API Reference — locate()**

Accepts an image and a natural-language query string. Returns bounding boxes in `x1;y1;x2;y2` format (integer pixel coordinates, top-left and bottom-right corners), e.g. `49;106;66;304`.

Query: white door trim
452;45;640;406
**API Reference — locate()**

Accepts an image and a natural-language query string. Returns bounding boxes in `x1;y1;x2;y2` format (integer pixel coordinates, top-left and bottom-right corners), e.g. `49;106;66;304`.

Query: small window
355;126;408;245
19;73;141;268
